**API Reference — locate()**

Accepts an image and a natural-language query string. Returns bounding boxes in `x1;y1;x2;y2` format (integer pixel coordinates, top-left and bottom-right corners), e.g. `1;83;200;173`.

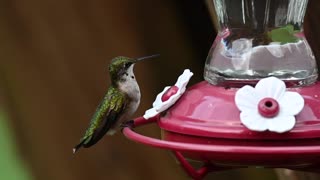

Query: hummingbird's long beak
134;54;160;63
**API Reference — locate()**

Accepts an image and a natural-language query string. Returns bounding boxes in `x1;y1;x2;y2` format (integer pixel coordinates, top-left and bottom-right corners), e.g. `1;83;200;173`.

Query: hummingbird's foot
120;120;135;128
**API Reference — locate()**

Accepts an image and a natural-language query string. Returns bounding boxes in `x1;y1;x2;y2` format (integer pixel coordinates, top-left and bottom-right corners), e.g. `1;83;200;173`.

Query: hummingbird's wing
73;87;127;153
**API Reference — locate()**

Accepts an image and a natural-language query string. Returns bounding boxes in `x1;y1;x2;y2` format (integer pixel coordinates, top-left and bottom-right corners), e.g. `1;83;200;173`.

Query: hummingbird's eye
124;62;132;68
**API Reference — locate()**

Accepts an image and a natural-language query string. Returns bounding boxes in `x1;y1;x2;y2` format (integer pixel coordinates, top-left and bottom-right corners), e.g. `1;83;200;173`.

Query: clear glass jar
204;0;318;87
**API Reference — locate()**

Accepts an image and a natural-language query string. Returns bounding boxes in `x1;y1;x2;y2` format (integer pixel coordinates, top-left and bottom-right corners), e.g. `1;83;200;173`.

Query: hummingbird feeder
122;0;320;179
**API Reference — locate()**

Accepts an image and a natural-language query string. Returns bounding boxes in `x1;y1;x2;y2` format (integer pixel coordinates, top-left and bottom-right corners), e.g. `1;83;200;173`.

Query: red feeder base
123;117;320;179
123;81;320;179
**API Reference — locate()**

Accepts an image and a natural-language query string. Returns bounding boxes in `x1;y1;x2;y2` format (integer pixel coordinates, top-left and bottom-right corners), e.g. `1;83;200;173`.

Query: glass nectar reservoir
204;0;317;87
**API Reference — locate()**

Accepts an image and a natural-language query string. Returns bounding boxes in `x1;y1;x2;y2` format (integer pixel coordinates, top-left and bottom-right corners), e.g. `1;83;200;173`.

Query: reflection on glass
204;0;317;87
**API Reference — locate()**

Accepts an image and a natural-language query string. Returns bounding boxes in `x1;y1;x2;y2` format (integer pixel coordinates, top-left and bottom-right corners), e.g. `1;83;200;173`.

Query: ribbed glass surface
204;0;317;87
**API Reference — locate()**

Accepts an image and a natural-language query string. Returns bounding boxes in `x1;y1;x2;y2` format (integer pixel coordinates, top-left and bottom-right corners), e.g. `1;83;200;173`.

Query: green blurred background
0;0;319;179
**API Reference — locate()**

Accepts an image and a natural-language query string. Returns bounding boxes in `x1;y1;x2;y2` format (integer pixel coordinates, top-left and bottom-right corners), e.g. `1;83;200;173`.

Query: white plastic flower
143;69;193;119
235;77;304;133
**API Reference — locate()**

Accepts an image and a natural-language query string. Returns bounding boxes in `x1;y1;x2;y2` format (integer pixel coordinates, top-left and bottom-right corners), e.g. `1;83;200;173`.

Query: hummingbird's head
108;55;159;85
109;56;135;85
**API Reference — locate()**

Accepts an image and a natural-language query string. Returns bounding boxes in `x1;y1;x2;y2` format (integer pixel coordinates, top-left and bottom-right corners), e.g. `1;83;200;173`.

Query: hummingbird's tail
73;139;86;154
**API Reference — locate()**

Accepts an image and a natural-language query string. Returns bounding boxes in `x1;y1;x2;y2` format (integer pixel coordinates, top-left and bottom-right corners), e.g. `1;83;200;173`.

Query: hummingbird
73;55;159;153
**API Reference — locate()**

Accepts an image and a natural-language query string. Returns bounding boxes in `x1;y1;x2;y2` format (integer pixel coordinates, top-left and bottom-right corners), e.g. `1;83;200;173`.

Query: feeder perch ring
123;116;320;179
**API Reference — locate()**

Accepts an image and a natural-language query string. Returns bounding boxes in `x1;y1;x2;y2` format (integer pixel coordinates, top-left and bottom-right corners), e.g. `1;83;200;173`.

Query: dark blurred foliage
0;0;319;180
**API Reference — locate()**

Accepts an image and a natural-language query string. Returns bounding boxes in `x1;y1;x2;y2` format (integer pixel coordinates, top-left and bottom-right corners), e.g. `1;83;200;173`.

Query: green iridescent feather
80;86;127;146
